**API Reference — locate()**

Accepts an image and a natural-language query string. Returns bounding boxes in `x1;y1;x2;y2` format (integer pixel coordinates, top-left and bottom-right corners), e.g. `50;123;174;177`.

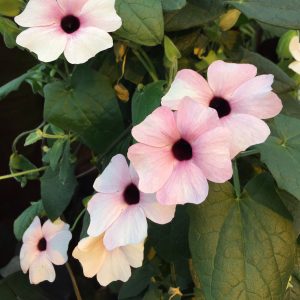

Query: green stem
0;166;47;181
66;262;83;300
233;159;241;199
40;132;67;139
70;208;86;232
237;149;260;158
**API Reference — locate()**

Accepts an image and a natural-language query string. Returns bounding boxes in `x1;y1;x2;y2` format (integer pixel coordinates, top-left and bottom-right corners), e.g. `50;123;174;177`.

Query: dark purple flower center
37;238;47;251
123;183;140;205
172;138;193;161
209;97;231;118
61;15;80;34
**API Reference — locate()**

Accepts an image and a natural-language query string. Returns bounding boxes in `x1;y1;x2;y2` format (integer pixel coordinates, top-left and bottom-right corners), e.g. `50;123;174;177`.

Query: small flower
87;154;175;250
72;235;144;286
128;98;232;205
289;36;300;74
14;0;122;64
20;216;72;284
161;60;282;157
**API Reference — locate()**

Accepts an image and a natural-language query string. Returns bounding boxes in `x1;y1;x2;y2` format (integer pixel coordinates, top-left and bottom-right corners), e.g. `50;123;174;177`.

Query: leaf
43;139;66;171
24;131;42;146
189;173;296;299
164;36;181;63
115;0;164;46
44;66;124;154
132;81;165;125
162;0;187;11
227;0;300;29
0;16;20;48
240;49;296;94
257;114;300;200
0;0;22;17
164;0;225;32
13;201;44;241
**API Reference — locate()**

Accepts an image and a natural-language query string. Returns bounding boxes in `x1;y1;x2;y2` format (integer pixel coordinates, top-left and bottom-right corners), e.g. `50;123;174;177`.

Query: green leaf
43;139;66;171
189;173;296;299
227;0;300;29
240;49;296;93
132;81;165;125
44;66;124;154
164;0;225;32
24;131;42;146
164;36;181;63
162;0;187;11
13;201;44;241
0;0;22;17
143;284;162;300
277;30;298;59
115;0;164;46
0;16;20;48
257;114;300;200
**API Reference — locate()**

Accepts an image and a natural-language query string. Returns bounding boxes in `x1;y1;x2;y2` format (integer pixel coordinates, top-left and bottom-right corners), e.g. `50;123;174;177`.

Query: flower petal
20;243;39;273
46;231;72;265
161;69;213;110
131;106;180;147
72;236;107;278
16;26;67;63
222;113;271;158
63;27;113;64
121;242;144;268
176;98;220;141
96;248;131;286
23;216;42;244
139;193;176;224
15;0;62;27
93;154;131;193
104;206;147;250
29;253;55;284
289;61;300;75
42;219;69;240
57;0;88;14
128;143;175;193
87;193;126;237
157;162;208;205
207;60;257;98
229;75;282;119
80;0;122;32
289;36;300;61
193;127;232;183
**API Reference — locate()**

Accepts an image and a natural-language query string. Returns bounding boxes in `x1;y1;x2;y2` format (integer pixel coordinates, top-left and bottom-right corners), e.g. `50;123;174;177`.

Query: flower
72;235;144;286
14;0;122;64
127;98;232;205
161;60;282;157
20;216;72;284
87;154;175;250
289;36;300;74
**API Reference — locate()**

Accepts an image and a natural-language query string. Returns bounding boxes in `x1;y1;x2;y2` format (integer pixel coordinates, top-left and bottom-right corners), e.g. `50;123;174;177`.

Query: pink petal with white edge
87;193;126;237
22;216;42;244
93;154;131;193
128;143;175;193
121;242;144;268
207;60;257;98
29;253;55;284
176;98;221;141
104;206;147;250
42;219;69;240
47;230;72;265
289;36;300;61
57;0;88;14
20;243;39;273
72;236;107;278
157;161;208;205
289;61;300;75
132;106;180;147
161;69;213;110
14;0;62;27
80;0;122;32
193;127;232;183
229;75;282;119
139;193;176;224
97;248;131;286
63;27;113;64
222;113;271;158
16;26;67;63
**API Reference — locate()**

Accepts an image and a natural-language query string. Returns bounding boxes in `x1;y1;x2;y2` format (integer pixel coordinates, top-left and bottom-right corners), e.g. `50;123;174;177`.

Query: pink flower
20;217;72;284
14;0;122;64
87;154;176;250
127;98;232;205
161;60;282;157
72;235;144;286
